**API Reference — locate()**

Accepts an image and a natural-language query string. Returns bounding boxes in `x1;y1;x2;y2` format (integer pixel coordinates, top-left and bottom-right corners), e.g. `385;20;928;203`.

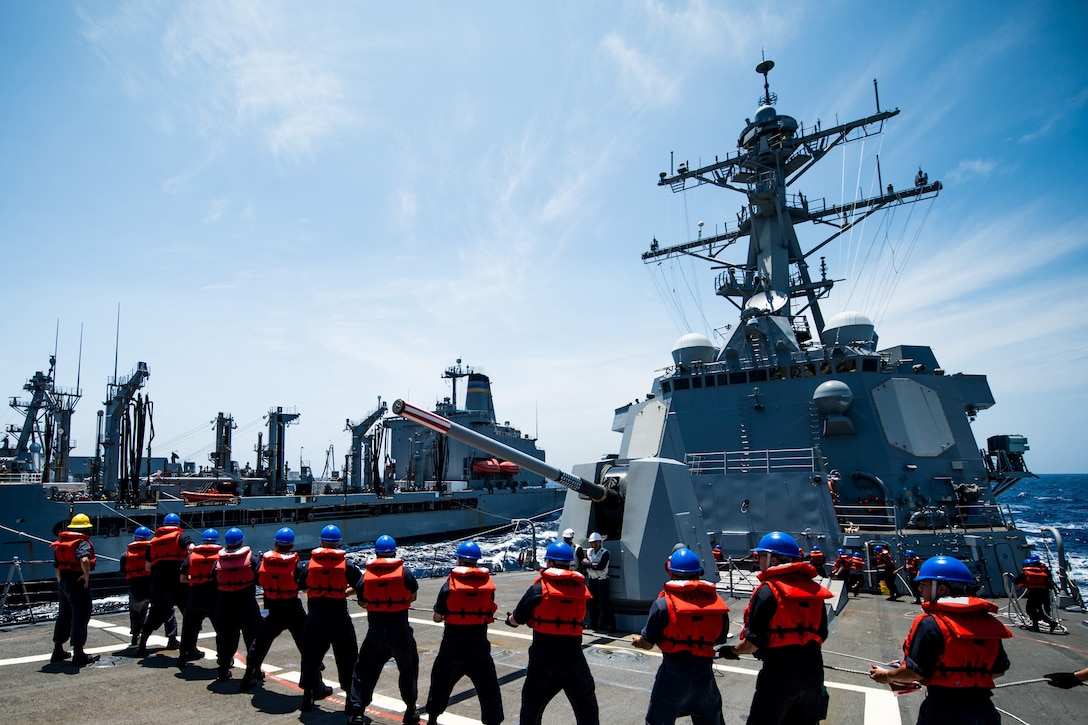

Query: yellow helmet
68;513;92;530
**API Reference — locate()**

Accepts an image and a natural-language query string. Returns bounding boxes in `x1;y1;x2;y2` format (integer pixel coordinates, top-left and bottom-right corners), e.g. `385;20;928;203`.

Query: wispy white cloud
1019;87;1088;143
947;158;998;183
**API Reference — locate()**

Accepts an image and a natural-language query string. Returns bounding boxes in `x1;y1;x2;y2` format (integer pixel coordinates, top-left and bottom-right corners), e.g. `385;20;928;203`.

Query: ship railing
902;502;1013;535
687;448;817;475
716;557;763;599
0;472;43;485
835;503;897;533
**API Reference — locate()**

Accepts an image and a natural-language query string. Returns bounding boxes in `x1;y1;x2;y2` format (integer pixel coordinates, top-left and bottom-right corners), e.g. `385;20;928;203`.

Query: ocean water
998;473;1088;588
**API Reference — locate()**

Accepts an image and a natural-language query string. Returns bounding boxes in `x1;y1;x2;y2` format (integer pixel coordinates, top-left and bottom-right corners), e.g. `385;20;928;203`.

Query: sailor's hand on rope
504;612;518;628
1045;672;1084;689
717;645;740;660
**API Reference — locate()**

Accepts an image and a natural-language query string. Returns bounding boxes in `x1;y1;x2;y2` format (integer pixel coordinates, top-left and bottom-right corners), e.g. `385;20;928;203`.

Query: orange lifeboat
472;458;520;476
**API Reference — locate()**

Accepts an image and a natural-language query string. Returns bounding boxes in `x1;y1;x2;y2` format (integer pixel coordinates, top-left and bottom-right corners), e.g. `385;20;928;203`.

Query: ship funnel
464;373;496;420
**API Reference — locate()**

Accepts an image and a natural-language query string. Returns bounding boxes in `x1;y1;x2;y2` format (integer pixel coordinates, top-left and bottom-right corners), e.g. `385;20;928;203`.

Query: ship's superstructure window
692;377;703;389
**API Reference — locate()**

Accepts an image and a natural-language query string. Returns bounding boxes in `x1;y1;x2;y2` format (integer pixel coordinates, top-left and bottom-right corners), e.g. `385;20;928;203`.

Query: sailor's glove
1045;672;1083;689
717;645;740;660
504;612;518;628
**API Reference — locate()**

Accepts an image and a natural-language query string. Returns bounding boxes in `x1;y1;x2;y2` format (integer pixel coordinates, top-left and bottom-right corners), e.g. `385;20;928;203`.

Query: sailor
632;547;730;725
241;527;307;691
177;528;221;668
581;532;614;632
727;531;833;725
899;550;923;603
505;541;599;725
212;527;261;682
808;545;827;578
423;540;503;725
349;534;421;725
874;546;902;601
1045;665;1088;688
712;543;724;563
563;528;586;576
137;512;193;656
120;526;178;649
869;556;1011;724
847;550;865;596
830;548;849;580
298;524;362;712
49;513;100;666
1014;554;1059;632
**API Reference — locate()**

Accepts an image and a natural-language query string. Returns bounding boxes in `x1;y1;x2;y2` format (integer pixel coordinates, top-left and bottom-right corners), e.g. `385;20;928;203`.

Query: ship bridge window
729;372;747;385
820;361;833;375
862;358;879;373
662;381;671;393
770;367;787;380
750;369;768;382
674;378;690;391
692;377;703;389
704;375;716;387
718;374;730;386
835;359;857;373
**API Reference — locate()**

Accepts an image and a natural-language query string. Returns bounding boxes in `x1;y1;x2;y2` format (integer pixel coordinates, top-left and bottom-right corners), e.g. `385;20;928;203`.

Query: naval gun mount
393;399;718;627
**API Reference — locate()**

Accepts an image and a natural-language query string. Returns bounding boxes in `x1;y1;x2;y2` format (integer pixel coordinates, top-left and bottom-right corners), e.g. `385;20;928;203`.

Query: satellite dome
754;105;777;123
813;380;854;414
672;333;717;366
821;311;877;348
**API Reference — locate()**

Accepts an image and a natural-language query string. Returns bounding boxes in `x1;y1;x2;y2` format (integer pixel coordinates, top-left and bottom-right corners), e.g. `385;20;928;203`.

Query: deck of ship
2;569;1085;724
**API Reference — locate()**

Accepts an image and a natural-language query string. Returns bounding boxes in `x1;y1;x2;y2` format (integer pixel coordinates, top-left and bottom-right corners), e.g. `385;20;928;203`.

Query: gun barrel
392;399;611;502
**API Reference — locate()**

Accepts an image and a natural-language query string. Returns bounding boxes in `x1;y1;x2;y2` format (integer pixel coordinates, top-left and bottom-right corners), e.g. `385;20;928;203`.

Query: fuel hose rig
393;399;718;630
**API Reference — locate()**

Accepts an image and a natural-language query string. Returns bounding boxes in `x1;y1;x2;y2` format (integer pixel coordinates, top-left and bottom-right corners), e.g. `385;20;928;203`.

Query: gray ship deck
2;570;1084;724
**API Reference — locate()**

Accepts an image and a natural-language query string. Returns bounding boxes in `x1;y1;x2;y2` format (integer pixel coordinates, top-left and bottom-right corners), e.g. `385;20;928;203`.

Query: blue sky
1;1;1085;476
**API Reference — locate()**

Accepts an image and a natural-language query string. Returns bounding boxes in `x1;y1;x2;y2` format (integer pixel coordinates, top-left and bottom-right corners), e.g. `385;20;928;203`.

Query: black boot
300;690;315;712
50;645;71;663
239;665;259;691
129;632;139;647
166;635;180;649
135;633;149;657
71;650;100;667
217;666;233;682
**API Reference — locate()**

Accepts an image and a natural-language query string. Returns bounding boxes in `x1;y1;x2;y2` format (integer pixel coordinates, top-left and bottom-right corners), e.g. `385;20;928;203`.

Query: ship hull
0;482;564;581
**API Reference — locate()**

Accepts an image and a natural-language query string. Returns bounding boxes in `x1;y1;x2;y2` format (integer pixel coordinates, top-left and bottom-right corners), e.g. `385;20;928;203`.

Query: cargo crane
99;362;149;495
346;400;387;493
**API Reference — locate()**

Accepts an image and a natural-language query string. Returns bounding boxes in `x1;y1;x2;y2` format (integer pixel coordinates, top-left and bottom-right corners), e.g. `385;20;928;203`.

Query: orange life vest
307;548;348;600
745;562;832;649
149;527;186;563
52;531;95;573
1019;564;1048;590
832;555;849;571
850;555;865;572
259;550;300;599
809;549;825;567
216;546;255;592
658;579;730;657
123;541;150;580
529;568;589;637
905;555;922;576
361;557;411;612
904;597;1011;689
186;544;221;586
444;566;497;625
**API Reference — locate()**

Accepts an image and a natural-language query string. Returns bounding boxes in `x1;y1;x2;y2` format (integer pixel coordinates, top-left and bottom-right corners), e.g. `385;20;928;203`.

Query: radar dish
744;289;788;314
756;60;775;74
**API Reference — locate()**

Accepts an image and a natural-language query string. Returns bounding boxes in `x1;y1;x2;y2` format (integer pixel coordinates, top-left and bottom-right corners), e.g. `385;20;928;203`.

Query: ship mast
646;61;941;356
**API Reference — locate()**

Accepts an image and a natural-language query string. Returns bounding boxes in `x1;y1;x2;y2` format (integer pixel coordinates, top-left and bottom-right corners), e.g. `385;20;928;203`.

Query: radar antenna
756;58;776;106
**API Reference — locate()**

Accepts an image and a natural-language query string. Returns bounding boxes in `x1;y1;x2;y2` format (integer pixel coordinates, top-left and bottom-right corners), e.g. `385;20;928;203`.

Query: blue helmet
852;551;860;557
812;545;821;551
1028;553;1041;563
164;513;181;526
753;531;802;560
133;526;153;541
915;555;973;585
201;528;219;543
224;527;245;546
456;540;482;560
1022;558;1035;568
836;548;845;555
375;535;396;554
275;527;295;545
667;547;703;574
545;541;574;562
906;550;916;557
320;525;342;543
873;545;884;553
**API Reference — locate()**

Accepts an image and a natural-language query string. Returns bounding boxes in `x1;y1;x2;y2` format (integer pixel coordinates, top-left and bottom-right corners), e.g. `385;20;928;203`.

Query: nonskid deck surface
1;570;1084;724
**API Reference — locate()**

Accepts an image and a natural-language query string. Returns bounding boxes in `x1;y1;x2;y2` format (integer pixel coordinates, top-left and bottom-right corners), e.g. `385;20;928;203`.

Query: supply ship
0;358;563;581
